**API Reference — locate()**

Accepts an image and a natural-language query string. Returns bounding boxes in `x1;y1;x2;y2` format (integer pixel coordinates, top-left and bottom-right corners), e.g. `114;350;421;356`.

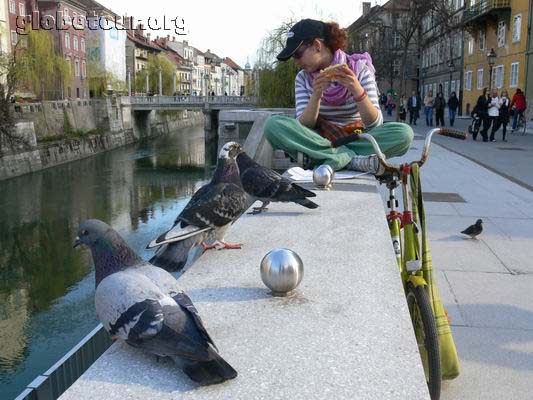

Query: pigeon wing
173;292;218;351
179;182;247;228
461;225;475;235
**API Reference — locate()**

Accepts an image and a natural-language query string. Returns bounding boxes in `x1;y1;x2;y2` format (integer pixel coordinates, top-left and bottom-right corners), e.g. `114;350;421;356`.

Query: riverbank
0;99;204;181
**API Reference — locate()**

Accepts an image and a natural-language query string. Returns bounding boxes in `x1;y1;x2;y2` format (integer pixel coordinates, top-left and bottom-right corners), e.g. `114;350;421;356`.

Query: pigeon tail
149;236;205;272
176;350;238;385
293;198;319;209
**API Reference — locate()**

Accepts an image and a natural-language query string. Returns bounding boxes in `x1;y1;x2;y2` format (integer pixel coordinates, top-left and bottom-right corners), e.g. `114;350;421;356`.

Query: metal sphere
260;248;304;296
313;165;333;188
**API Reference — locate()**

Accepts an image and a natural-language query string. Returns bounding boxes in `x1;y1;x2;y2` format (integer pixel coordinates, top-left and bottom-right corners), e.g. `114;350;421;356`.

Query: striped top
295;65;383;129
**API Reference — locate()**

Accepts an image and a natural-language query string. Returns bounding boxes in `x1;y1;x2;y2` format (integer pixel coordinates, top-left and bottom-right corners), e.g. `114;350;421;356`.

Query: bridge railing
128;95;258;107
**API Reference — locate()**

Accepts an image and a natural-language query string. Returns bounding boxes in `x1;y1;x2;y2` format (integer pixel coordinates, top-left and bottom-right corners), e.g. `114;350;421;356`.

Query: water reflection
0;125;215;399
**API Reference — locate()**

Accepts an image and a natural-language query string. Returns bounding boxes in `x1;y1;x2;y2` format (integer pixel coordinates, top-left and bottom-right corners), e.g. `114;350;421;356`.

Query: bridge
126;95;258;111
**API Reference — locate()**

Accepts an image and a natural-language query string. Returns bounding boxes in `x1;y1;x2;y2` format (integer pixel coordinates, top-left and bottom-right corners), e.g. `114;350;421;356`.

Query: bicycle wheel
521;116;527;135
406;283;441;400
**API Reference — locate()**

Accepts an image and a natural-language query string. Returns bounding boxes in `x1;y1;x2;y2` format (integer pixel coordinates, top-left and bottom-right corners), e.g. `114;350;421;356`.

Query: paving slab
59;182;430;400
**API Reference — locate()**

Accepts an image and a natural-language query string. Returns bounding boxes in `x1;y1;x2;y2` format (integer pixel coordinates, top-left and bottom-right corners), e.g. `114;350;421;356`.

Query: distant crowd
379;88;527;142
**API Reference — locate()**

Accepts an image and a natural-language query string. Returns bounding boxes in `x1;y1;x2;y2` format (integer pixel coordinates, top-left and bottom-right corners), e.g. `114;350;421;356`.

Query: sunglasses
293;42;311;60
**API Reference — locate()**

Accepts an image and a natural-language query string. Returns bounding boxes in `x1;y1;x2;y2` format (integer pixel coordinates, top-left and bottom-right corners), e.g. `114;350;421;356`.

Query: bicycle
516;112;527;135
348;128;465;400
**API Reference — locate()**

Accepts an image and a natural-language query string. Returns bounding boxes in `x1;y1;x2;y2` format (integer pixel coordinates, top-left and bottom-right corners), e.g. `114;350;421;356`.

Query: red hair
324;22;348;52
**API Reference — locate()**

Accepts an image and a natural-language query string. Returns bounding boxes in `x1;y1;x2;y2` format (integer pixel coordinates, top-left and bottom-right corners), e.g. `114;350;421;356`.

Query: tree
87;61;127;97
0;50;23;154
17;27;71;100
255;20;299;107
146;54;176;95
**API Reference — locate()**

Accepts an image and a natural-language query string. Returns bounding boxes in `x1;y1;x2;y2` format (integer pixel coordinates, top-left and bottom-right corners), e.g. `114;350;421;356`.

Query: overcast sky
99;0;384;68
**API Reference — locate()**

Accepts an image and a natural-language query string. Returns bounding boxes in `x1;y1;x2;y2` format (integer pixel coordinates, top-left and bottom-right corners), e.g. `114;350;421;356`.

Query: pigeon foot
202;241;242;251
248;206;269;215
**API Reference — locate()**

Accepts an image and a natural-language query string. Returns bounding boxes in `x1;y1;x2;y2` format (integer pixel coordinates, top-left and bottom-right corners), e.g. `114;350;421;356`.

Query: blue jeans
449;109;456;126
512;109;524;129
425;106;433;126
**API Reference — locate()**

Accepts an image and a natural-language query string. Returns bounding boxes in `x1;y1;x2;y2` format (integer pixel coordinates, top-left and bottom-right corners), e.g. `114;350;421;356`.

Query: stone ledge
59;181;430;400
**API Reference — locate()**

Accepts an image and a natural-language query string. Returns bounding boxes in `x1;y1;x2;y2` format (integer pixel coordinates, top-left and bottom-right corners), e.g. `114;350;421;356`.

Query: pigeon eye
82;230;89;236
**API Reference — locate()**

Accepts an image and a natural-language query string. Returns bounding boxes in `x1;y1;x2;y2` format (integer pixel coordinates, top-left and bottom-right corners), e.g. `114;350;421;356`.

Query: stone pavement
382;114;533;400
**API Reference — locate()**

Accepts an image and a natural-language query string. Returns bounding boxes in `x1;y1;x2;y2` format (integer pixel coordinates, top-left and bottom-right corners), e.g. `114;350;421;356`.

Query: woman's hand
331;64;364;98
312;74;331;97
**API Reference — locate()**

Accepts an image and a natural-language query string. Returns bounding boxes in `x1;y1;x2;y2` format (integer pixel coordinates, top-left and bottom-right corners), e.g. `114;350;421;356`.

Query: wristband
355;90;367;102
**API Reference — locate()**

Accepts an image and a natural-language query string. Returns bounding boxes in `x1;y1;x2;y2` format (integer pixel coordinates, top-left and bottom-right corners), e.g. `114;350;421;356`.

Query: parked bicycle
345;128;465;400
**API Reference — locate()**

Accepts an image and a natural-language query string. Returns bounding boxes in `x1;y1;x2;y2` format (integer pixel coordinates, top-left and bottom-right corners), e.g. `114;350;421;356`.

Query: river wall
0;98;204;181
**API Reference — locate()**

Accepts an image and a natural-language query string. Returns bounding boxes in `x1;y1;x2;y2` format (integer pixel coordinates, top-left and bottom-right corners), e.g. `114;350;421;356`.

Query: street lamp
487;48;496;92
448;60;455;97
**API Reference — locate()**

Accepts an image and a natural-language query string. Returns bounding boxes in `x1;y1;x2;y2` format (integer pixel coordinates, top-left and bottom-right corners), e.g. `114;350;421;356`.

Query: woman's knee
386;122;414;148
264;115;290;142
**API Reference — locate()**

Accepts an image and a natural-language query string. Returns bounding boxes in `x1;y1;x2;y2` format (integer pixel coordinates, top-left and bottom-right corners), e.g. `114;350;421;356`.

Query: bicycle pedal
406;260;421;272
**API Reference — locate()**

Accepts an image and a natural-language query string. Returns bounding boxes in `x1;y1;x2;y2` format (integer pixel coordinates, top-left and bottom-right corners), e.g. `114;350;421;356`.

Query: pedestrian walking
434;92;446;127
474;88;490;141
399;95;407;122
510;88;527;131
424;90;434;127
386;93;394;116
481;89;501;142
448;91;459;127
407;90;421;125
499;89;510;142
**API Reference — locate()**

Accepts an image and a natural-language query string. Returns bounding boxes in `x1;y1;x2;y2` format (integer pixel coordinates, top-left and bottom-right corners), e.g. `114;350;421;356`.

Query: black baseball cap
276;19;326;61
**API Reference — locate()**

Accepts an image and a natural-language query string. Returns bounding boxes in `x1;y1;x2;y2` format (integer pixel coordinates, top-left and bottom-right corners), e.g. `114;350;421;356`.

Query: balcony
463;0;511;24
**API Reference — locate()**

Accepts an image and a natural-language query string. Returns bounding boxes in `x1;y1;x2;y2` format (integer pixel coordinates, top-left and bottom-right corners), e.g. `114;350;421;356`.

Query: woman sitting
264;18;413;174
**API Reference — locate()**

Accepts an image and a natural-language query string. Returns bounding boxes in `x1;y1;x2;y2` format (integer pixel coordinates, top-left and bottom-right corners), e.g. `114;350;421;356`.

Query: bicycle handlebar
339;128;466;172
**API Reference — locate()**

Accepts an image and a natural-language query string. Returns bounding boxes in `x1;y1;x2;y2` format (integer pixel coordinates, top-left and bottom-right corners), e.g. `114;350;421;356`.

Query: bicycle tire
521;116;527;136
406;283;441;400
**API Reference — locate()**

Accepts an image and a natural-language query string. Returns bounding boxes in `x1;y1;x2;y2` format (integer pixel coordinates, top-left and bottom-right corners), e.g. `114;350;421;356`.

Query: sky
99;0;383;68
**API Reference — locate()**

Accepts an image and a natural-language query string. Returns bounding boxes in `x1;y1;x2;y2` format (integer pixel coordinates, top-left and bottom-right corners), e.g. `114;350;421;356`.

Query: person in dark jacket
474;88;490;141
434;92;446;127
499;89;511;142
407;90;421;125
448;91;459;127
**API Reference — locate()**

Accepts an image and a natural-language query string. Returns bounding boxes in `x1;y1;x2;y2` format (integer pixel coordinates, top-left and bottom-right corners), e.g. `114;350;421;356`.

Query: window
75;59;80;76
393;59;400;76
479;30;485;50
81;38;85;52
477;68;483;90
493;65;504;89
9;0;15;14
456;79;460;92
433;83;437;96
510;62;519;87
465;71;472;91
451;80;456;94
73;36;78;50
467;36;473;55
64;7;71;25
392;31;401;48
65;32;70;49
497;21;506;47
65;57;71;74
512;14;521;43
82;60;86;78
11;31;17;45
19;2;25;15
444;81;449;99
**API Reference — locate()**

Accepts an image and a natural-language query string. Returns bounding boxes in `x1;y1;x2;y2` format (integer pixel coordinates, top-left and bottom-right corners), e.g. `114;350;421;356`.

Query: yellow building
462;0;529;113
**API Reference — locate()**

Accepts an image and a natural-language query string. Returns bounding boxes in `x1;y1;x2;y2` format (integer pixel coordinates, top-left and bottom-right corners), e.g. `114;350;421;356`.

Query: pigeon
461;219;483;239
236;150;319;214
74;219;238;386
147;142;248;271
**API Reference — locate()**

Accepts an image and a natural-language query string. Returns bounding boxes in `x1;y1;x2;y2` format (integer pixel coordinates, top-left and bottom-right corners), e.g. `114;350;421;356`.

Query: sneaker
347;154;385;175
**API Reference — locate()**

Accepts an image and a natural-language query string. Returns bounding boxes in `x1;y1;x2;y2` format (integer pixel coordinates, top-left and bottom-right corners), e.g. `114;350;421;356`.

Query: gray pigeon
147;142;248;272
74;219;237;385
236;151;319;214
461;219;483;239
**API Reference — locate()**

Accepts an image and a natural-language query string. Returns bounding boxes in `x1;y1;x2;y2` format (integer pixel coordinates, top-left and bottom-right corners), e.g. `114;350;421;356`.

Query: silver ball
260;248;304;296
313;165;333;189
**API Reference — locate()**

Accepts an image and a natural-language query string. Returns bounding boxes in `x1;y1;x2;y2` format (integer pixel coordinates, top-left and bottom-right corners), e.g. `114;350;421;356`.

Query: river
0;125;217;399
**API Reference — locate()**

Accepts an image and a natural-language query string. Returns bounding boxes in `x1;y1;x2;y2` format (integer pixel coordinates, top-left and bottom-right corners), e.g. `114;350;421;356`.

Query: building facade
462;0;529;114
420;0;465;112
